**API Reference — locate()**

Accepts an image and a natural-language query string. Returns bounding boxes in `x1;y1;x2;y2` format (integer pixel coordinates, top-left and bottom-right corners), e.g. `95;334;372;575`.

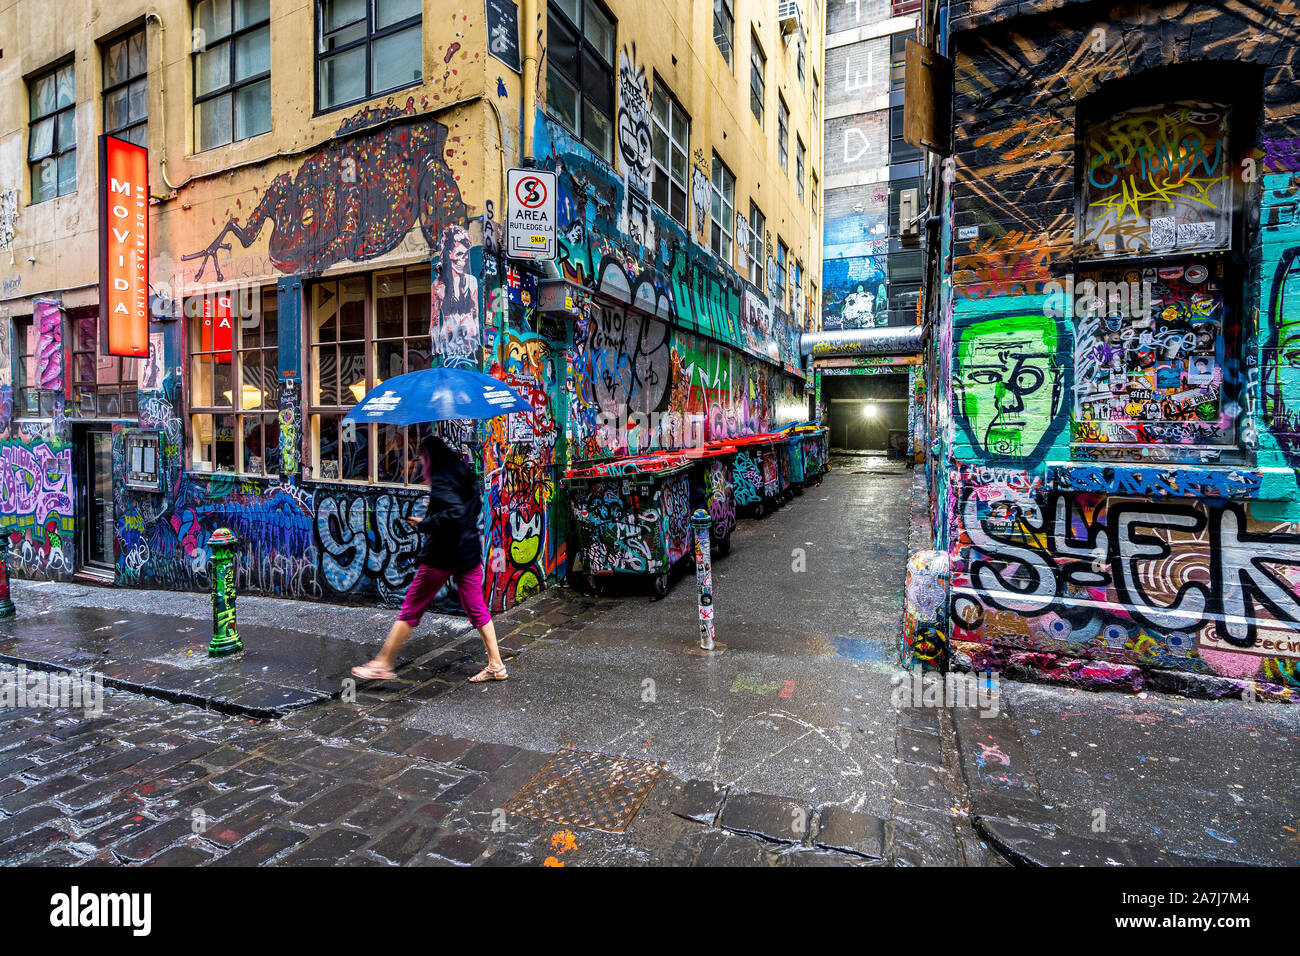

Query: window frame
71;306;139;420
748;201;766;288
795;136;805;200
777;95;789;171
546;0;617;161
775;239;789;311
652;81;690;226
191;0;273;152
187;286;282;477
14;316;54;418
28;59;77;204
308;266;434;486
315;0;424;115
750;33;766;126
102;26;148;147
713;0;735;69
710;153;736;264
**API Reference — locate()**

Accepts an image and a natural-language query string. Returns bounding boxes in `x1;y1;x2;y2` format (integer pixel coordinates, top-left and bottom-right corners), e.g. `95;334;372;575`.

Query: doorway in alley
823;372;908;453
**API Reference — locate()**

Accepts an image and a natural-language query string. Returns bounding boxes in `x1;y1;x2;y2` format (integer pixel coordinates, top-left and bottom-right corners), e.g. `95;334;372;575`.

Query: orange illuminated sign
100;135;149;357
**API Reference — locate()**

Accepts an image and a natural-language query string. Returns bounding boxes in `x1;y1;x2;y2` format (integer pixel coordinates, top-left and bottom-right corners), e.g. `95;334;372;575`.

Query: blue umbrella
342;367;532;425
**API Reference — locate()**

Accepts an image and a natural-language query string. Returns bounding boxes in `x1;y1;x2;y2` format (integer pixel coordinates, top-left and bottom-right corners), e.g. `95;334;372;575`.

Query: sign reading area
506;168;556;261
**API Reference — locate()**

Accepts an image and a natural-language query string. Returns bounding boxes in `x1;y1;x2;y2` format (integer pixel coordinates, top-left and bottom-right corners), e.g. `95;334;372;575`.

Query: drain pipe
521;0;538;161
145;12;181;197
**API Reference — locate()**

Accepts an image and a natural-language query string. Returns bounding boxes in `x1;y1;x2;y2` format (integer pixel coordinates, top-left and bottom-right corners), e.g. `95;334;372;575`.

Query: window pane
234;26;271;82
547;67;579;131
233;78;271;140
197;93;232;150
314;346;338;405
242;416;265;474
376;270;405;338
56;109;76;153
376;338;404;383
314;282;338;341
320;47;367;109
56;65;75;108
581;52;612;114
583;99;612;159
105;38;129;87
338;341;366;401
377;423;404;483
235;0;270;29
406;267;431;339
28;117;54;161
31;73;56;118
196;42;231;97
192;355;214;406
584;0;614;63
193;414;215;468
197;0;233;43
260;293;279;349
342;422;368;480
214;357;234;406
372;25;423;93
241;350;263;408
547;19;579;80
128;78;148;127
316;413;340;477
58;152;77;196
552;0;580;24
128;30;147;77
376;0;421;29
105;87;130;133
322;0;366;33
339;277;366;339
215;413;237;471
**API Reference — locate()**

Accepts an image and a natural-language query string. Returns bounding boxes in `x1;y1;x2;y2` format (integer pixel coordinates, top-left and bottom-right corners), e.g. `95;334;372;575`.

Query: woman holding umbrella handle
352;435;508;683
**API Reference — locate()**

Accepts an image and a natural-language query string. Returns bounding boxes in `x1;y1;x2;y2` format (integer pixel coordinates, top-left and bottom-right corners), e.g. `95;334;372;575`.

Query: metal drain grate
503;748;665;833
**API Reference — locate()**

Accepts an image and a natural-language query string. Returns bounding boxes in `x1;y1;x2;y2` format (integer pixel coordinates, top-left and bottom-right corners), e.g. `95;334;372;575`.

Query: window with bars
710;154;735;264
28;61;76;203
777;96;789;171
750;34;766;126
310;266;433;484
713;0;734;68
652;83;689;226
190;287;281;476
547;0;616;161
72;308;139;419
748;201;765;287
317;0;423;113
193;0;271;151
103;27;148;147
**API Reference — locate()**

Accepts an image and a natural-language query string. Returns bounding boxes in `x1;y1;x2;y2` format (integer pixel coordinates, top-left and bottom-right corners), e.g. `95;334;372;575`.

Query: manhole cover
503;748;665;832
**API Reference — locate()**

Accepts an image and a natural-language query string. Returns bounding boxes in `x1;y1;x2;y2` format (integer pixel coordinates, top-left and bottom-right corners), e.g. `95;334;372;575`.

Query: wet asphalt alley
407;456;917;814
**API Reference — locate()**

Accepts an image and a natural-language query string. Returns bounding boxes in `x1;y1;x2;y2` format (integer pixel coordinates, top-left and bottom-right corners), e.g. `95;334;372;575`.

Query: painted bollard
901;549;950;671
0;536;15;619
207;528;243;657
691;509;715;650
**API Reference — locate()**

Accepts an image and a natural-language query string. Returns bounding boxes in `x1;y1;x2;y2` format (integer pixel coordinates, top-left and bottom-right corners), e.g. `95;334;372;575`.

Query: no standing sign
506;167;557;261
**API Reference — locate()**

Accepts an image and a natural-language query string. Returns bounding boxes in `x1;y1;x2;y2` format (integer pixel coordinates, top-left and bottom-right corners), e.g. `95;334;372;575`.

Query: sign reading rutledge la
99;135;149;357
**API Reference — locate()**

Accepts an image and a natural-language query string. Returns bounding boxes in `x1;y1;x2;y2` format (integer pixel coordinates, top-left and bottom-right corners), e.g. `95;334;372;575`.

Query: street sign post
506;167;557;261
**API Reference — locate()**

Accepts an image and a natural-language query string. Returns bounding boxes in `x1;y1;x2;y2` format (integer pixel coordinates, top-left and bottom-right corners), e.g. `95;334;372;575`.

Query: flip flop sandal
352;662;398;681
469;665;508;682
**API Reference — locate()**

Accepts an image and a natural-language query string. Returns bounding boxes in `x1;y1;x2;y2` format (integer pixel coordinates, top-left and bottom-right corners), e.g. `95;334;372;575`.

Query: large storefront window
310;266;431;484
189;287;281;475
1073;101;1239;453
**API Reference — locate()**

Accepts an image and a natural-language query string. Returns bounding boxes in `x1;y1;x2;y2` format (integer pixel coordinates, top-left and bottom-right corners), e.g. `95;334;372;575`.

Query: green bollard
207;528;243;657
0;536;15;619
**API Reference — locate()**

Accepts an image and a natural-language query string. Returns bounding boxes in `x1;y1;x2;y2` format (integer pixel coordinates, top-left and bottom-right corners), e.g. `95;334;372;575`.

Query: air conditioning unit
777;1;803;36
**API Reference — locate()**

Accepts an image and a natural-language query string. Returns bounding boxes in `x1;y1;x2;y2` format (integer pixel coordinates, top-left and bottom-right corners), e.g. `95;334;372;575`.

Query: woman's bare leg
369;620;413;670
476;619;505;670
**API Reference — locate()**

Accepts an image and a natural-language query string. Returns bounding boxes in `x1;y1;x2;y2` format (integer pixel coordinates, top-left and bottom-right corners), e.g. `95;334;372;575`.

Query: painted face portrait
957;314;1062;459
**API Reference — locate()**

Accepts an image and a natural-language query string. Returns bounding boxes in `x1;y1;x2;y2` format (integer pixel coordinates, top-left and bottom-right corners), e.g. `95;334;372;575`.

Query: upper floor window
28;61;76;203
652;84;689;225
812;70;819;125
889;103;921;164
795;136;805;200
750;34;766;126
193;0;271;151
710;154;735;263
713;0;734;68
890;32;908;93
103;28;148;147
797;40;806;88
72;308;139;419
547;0;615;161
775;239;789;310
777;96;789;171
15;316;53;417
317;0;423;113
748;201;765;287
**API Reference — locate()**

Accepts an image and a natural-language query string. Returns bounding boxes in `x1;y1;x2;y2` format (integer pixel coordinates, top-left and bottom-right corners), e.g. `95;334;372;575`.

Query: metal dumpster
663;443;738;556
780;421;827;490
730;433;785;518
564;453;694;597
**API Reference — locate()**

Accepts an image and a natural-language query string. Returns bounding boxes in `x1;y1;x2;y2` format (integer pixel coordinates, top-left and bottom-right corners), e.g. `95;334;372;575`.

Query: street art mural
925;0;1300;691
183;97;468;282
0;432;74;580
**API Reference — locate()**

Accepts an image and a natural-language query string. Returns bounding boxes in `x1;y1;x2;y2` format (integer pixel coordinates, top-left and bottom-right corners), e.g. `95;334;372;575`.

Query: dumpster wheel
652;573;670;598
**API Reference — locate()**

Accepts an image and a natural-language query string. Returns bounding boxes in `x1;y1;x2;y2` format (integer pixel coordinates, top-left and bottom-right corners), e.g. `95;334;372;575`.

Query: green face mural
956;313;1063;460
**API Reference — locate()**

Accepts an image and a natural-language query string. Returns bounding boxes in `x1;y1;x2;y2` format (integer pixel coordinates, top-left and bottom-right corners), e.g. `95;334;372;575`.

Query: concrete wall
926;0;1300;695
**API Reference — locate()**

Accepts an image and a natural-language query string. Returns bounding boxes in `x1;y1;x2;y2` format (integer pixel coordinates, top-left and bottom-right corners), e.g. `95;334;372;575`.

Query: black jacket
416;458;483;572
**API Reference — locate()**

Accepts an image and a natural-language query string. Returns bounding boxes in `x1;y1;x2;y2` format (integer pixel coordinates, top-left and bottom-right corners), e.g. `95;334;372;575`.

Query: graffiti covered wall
928;0;1300;692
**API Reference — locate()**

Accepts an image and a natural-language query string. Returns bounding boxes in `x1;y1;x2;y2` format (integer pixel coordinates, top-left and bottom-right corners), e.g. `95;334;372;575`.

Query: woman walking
352;435;508;683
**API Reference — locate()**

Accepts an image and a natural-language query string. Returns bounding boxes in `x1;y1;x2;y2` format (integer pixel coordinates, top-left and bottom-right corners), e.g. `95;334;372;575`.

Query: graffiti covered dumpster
656;443;738;557
565;454;694;597
780;421;829;489
730;433;784;518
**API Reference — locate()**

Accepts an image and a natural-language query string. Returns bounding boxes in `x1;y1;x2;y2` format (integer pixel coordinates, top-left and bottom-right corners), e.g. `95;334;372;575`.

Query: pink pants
397;564;491;628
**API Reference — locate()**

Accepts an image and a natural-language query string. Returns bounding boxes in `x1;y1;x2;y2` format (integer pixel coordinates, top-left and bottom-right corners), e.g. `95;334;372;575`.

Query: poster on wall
485;0;522;73
98;135;149;357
